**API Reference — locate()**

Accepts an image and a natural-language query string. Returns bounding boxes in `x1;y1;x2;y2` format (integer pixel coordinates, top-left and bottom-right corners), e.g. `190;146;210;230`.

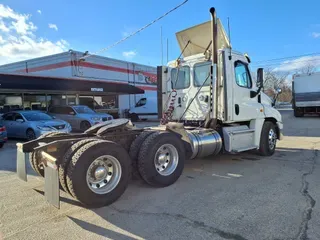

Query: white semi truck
292;72;320;117
16;6;283;208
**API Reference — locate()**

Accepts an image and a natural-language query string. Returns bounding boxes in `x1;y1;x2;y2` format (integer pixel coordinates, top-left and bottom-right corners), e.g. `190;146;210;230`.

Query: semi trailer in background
292;72;320;117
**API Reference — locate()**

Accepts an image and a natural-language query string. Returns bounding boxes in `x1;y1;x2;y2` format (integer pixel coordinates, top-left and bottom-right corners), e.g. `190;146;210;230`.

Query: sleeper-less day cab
15;6;283;208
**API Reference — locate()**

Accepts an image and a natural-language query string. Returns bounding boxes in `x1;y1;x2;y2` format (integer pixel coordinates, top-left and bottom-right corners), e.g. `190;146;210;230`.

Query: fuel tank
187;129;222;159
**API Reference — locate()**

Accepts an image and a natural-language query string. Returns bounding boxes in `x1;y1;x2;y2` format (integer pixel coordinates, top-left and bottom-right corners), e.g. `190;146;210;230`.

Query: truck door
231;58;261;121
170;65;190;120
170;63;212;121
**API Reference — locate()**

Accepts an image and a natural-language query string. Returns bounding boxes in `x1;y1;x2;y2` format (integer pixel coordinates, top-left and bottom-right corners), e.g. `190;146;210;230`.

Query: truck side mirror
257;68;264;89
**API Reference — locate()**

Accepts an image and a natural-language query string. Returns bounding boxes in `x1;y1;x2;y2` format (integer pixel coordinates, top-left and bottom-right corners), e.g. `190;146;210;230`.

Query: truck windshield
171;66;190;89
73;106;95;114
23;112;53;121
194;62;211;87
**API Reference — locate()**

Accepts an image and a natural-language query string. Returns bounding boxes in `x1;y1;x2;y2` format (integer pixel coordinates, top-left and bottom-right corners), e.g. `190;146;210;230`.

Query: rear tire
259;121;277;156
30;132;69;177
129;131;155;179
138;131;185;187
130;113;139;122
59;138;98;194
66;140;131;208
294;108;304;117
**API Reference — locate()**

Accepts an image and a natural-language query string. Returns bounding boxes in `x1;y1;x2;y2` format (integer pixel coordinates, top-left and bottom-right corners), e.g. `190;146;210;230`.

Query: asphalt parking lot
1;110;320;240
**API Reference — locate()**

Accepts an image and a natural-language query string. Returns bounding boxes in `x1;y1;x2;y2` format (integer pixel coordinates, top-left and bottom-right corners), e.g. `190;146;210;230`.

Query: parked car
48;105;113;131
0;125;7;148
0;111;72;140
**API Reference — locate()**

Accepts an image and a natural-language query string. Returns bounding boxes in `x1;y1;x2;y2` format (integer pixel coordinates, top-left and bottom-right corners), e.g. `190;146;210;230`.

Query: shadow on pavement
67;216;142;240
55;145;319;240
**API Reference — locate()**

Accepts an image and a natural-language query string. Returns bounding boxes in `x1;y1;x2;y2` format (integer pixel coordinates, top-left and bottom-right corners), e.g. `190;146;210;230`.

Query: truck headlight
37;126;52;131
91;117;102;121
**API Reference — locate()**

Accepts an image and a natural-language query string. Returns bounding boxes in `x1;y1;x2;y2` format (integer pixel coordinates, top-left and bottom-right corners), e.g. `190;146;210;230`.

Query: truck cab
158;14;283;155
162;51;282;125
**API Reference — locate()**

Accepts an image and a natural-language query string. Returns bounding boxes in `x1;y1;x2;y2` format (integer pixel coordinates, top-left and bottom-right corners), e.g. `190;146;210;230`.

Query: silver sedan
0;111;72;140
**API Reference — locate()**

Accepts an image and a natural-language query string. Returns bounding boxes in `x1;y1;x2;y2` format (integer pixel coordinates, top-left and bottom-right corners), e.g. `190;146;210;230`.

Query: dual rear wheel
30;130;186;208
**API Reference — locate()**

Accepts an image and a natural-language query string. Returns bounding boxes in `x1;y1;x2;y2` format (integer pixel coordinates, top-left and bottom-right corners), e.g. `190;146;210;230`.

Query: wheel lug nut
108;172;112;176
104;180;108;183
96;184;100;188
107;164;112;167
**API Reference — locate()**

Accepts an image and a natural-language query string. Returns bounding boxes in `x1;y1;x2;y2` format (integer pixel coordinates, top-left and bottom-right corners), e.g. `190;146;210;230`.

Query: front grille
53;124;66;130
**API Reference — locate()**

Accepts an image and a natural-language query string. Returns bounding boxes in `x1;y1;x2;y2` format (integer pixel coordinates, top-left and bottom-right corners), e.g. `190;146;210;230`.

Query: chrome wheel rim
268;129;277;150
154;144;179;176
86;155;122;194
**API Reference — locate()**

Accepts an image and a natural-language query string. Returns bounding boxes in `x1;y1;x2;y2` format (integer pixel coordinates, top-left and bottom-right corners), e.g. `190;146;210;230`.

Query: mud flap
42;152;60;209
16;143;28;182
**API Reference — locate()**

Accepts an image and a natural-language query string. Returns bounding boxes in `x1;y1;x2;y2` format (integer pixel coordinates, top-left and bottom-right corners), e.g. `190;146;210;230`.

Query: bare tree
261;68;292;102
294;63;316;75
263;68;290;90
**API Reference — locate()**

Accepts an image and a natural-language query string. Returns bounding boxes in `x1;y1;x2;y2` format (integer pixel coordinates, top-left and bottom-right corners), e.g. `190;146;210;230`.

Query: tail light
0;126;6;132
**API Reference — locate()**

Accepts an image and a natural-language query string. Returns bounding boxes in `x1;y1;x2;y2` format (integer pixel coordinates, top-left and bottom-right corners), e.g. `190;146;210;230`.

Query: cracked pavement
1;109;320;240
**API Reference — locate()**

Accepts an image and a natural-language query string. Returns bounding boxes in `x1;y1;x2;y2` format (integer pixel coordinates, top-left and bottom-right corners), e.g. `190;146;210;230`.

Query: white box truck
292;72;320;117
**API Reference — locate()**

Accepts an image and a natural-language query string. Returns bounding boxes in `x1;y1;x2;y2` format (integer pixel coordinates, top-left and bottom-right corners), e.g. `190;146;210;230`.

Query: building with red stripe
0;50;158;118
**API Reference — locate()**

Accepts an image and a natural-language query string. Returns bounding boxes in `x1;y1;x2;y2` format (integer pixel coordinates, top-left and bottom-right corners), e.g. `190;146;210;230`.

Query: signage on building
91;88;104;92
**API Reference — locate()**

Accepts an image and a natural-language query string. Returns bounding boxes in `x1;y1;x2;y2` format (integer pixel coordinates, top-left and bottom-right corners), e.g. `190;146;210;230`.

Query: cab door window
194;62;211;87
234;61;252;88
171;66;190;89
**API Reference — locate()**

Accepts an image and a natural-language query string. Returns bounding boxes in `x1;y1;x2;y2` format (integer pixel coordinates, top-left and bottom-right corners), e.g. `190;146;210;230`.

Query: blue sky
1;0;320;71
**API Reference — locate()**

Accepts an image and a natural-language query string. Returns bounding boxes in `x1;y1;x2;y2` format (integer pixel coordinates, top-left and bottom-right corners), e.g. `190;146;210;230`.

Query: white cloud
312;32;320;38
122;50;137;59
273;56;320;72
48;23;58;31
0;4;68;65
37;10;41;14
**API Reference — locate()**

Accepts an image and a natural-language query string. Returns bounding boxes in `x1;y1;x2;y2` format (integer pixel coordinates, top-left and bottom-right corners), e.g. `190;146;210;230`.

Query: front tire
80;121;91;132
26;129;36;141
66;140;131;208
138;131;185;187
259;121;277;156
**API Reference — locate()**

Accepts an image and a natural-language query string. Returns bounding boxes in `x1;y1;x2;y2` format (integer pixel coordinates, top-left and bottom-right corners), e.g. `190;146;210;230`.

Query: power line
80;0;189;60
252;56;320;68
253;52;320;66
253;52;320;64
